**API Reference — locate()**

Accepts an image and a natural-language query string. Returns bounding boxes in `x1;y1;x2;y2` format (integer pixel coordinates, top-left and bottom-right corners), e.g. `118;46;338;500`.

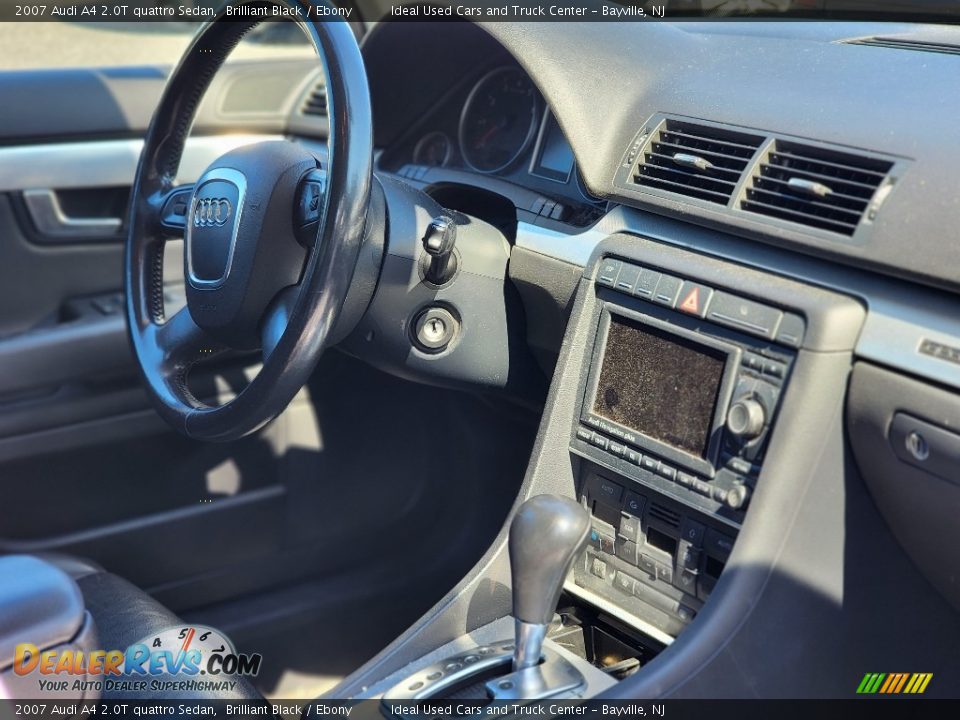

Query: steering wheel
125;1;372;442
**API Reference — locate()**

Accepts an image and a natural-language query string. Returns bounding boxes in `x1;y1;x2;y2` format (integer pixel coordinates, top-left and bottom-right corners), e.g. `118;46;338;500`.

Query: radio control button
742;353;764;372
693;479;712;497
609;441;626;458
706;292;783;340
633;268;661;299
655;463;677;481
711;486;729;504
596;259;621;287
652;273;683;307
726;456;758;477
726;483;750;510
590;432;610;451
726;398;766;440
576;426;592;442
615;263;641;294
677;604;696;622
656;562;673;585
676;471;695;488
641;455;660;474
761;359;785;379
625;448;641;465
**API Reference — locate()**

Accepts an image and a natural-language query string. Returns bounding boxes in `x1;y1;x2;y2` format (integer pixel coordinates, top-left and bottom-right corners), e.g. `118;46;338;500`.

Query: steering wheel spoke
147;184;194;238
153;307;227;368
260;286;300;363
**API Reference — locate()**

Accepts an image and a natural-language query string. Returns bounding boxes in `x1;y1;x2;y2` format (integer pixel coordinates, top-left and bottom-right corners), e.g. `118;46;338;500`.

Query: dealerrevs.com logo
14;625;261;695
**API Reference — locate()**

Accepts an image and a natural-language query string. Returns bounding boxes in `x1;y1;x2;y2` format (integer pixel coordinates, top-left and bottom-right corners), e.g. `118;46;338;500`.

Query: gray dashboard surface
453;20;960;291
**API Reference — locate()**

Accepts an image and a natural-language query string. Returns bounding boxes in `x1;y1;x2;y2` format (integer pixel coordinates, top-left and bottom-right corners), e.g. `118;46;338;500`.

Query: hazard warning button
677;281;713;318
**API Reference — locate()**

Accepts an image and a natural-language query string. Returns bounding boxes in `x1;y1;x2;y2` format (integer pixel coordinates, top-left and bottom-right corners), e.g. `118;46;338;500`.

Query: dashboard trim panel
514;209;960;394
0;135;284;193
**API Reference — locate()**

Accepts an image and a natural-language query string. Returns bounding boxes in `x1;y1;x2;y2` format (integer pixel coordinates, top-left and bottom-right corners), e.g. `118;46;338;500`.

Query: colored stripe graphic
857;672;932;694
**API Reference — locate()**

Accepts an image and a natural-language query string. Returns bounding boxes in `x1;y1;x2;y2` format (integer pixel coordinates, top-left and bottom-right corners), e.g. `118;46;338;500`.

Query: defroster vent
630;119;765;205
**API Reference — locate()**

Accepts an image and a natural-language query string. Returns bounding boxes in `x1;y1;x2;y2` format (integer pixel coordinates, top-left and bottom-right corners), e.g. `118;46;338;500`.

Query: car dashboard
0;14;958;701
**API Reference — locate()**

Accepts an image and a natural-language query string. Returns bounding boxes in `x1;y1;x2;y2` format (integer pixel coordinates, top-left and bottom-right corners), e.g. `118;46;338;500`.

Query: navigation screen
592;315;727;458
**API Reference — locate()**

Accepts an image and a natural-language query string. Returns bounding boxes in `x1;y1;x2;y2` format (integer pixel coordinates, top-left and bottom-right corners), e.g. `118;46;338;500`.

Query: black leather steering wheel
125;1;372;442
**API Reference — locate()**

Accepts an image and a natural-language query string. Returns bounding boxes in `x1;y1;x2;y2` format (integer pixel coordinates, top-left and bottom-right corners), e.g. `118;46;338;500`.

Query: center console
569;256;804;638
339;230;866;703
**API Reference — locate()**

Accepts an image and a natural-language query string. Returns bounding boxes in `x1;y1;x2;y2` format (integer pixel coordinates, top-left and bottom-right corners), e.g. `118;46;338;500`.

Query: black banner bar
1;1;960;24
3;699;960;720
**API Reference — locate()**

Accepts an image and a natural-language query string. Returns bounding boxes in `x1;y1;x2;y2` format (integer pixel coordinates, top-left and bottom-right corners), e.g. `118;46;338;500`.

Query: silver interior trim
0;135;281;193
563;579;676;647
22;189;122;238
516;210;960;392
185;167;247;289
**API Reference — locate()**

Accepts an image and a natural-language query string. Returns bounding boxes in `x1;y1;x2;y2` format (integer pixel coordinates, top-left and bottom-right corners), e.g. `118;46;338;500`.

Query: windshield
0;20;313;70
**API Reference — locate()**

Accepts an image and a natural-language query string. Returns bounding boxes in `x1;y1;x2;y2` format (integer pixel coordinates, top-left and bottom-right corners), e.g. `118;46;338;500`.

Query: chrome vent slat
760;164;878;198
742;139;893;237
753;176;869;209
630;119;765;205
644;152;742;180
649;143;750;171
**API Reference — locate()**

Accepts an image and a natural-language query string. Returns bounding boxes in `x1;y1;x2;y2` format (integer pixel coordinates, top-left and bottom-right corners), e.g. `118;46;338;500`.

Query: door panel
0;61;327;611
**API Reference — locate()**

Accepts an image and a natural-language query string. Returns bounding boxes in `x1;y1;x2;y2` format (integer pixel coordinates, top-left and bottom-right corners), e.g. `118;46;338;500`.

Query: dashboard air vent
845;37;960;57
648;502;680;528
300;81;328;117
742;141;893;237
631;119;765;205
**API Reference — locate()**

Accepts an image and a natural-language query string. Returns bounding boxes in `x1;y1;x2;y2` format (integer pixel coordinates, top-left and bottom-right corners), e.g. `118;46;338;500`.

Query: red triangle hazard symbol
680;287;700;313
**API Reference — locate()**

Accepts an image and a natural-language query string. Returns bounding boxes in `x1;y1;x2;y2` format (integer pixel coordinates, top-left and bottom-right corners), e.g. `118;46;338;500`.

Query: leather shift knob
508;494;591;626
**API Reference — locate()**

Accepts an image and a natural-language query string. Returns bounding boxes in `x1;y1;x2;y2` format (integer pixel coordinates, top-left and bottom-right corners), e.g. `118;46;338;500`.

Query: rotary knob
726;397;766;441
726;483;750;510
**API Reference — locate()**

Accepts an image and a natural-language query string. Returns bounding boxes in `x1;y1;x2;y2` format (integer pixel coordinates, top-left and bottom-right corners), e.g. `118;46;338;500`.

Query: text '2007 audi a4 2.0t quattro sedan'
0;0;958;717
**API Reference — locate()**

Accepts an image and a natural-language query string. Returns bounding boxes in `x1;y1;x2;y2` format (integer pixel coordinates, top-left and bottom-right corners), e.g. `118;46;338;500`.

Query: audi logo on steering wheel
193;198;232;227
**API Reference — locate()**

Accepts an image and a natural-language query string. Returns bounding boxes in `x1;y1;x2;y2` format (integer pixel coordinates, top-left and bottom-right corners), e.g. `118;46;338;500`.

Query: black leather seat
11;555;263;702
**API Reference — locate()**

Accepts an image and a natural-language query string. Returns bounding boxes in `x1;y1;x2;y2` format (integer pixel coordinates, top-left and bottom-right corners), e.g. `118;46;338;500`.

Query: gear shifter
509;494;591;671
383;494;592;702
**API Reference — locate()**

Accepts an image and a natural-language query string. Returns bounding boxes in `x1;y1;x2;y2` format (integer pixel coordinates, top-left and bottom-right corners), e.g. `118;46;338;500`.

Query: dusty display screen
592;315;728;458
